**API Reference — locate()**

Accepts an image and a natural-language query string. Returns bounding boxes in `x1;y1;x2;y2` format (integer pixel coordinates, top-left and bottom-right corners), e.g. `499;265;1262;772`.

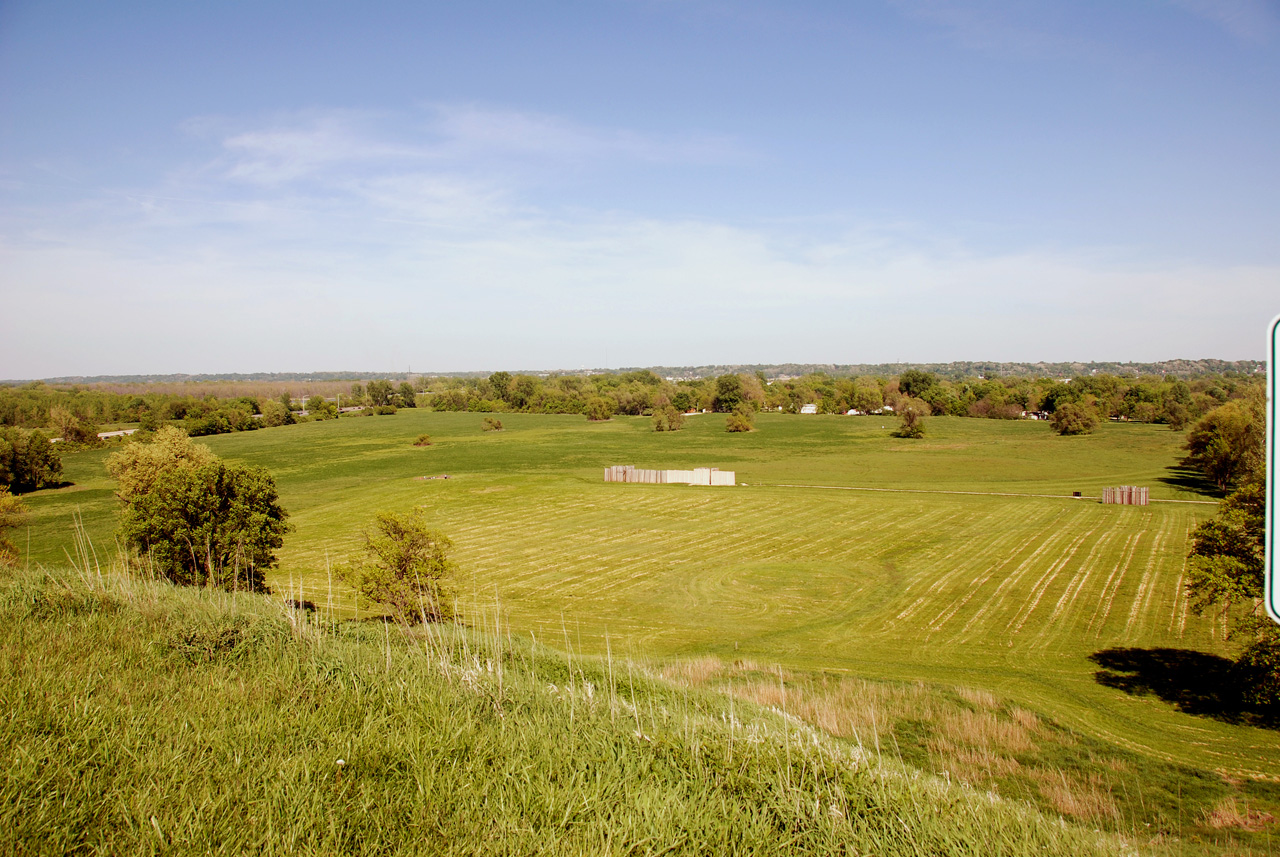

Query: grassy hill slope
1;567;1141;856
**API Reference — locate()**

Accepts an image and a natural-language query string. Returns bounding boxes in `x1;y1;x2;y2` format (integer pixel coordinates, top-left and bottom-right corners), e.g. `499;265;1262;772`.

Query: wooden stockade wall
1102;486;1149;506
604;465;736;487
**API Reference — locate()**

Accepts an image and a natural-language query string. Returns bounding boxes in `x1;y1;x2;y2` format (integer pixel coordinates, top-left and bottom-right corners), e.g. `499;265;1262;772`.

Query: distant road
51;428;138;443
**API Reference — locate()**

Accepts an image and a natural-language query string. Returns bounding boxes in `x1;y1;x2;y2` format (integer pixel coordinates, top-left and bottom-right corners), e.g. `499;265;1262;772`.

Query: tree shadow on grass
1155;464;1219;497
1089;647;1261;726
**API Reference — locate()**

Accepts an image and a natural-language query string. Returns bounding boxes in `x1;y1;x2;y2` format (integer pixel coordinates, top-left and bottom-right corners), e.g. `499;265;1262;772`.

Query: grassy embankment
2;564;1135;856
18;411;1280;851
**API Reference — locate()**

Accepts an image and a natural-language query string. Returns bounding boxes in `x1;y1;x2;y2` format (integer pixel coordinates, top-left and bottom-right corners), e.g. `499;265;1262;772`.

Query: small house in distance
799;404;818;414
605;465;736;486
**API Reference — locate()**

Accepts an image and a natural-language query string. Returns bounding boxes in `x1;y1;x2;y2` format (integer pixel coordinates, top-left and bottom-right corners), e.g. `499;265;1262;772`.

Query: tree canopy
892;398;928;438
339;509;455;623
1186;476;1266;617
106;426;217;503
1049;402;1099;436
106;428;288;590
1181;397;1264;493
725;404;754;433
0;427;62;493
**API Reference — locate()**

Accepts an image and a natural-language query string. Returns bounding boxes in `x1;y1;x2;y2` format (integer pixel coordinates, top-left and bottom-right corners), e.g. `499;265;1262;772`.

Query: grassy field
18;410;1280;847
1;566;1143;856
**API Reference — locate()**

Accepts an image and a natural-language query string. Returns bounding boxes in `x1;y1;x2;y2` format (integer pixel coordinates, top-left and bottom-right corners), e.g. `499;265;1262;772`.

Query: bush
725;405;754;433
261;400;295;427
892;398;928;439
0;488;26;567
414;434;432;447
651;407;685;432
375;405;398;415
1050;402;1099;436
585;397;615;422
482;417;503;432
0;427;63;493
106;428;288;591
338;509;455;623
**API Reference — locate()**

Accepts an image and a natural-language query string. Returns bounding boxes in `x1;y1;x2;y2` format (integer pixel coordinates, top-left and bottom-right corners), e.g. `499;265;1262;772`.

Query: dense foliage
1180;390;1274;716
1181;395;1266;493
725;404;755;432
0;488;25;566
0;427;62;493
106;428;289;590
1186;477;1266;616
892;397;928;438
3;369;1261;442
338;509;456;623
1049;402;1100;436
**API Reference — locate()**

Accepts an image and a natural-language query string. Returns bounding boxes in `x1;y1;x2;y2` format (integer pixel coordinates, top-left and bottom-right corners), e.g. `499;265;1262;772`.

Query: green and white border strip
1267;313;1279;624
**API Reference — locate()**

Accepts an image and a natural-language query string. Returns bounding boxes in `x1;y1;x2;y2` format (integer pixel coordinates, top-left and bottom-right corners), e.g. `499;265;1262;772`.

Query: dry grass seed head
660;655;722;685
1009;707;1041;732
939;708;1035;755
956;686;999;709
1032;770;1120;822
1205;797;1277;832
927;738;1022;783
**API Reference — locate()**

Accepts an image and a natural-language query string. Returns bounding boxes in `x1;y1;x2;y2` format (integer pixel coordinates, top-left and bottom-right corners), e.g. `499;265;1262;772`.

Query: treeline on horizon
0;366;1263;440
2;357;1263;387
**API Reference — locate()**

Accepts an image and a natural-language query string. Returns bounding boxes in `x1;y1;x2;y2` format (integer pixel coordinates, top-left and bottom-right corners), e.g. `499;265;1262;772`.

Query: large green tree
1186;476;1265;616
1184;472;1278;712
488;371;513;403
713;374;745;413
897;370;937;399
107;428;288;590
367;379;395;407
1049;402;1099;436
0;427;62;493
1181;397;1264;493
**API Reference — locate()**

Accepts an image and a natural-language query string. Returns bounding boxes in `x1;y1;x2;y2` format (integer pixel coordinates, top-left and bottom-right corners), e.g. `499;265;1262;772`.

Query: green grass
17;410;1280;849
1;567;1138;856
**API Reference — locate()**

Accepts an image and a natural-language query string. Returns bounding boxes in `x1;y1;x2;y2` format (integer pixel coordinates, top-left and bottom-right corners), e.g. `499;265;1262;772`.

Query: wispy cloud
1170;0;1279;43
896;0;1278;57
891;0;1097;58
183;105;745;188
430;104;742;164
1;102;1273;376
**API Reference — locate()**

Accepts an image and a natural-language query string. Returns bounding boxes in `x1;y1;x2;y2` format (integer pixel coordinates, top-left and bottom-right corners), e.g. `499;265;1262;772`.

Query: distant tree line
1;370;1262;443
0;378;423;441
420;368;1261;428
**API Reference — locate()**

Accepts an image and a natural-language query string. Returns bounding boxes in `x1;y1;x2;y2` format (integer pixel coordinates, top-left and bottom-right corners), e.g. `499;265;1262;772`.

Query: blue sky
2;0;1278;376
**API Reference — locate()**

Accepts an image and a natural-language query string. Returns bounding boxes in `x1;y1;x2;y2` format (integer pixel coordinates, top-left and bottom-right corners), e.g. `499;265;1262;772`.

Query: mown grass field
20;410;1280;830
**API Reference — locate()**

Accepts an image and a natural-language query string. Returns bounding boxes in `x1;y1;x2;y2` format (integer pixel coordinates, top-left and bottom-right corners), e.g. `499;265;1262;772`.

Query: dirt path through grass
764;481;1218;504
